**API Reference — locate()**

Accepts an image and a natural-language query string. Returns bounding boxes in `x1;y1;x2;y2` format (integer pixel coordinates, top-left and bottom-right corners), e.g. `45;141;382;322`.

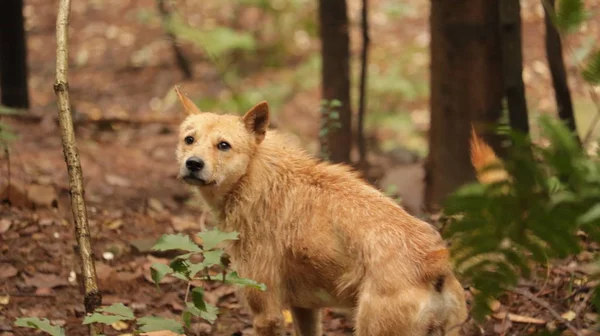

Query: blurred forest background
2;0;600;335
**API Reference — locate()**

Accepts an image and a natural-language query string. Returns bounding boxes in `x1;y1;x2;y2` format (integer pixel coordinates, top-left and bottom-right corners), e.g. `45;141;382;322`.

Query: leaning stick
55;0;102;335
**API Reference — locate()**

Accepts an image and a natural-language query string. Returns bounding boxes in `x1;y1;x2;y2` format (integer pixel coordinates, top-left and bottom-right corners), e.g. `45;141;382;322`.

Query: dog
174;87;468;336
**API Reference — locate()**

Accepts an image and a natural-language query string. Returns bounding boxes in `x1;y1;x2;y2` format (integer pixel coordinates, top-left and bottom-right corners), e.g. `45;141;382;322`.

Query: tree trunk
500;0;529;134
0;0;30;108
543;0;580;144
357;0;370;169
426;0;504;211
318;0;352;164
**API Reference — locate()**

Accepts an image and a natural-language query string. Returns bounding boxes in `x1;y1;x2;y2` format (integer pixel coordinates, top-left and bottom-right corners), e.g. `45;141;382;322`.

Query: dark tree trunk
543;0;580;143
357;0;370;169
426;0;504;211
0;0;29;108
500;0;529;134
318;0;352;164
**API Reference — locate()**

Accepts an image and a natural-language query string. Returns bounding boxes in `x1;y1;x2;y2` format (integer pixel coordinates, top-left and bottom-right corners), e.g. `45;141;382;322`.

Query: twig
55;0;102;335
511;288;583;336
356;0;370;168
184;281;192;303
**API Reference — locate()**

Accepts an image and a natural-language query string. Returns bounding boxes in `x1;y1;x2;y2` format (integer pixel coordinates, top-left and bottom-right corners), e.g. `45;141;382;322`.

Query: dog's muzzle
180;156;216;186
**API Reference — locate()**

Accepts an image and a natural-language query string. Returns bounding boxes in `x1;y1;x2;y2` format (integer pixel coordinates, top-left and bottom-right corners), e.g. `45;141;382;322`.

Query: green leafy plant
15;228;266;335
443;116;600;321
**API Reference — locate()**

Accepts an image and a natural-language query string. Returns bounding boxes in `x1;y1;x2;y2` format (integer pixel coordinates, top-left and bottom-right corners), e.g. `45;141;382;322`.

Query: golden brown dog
175;88;468;336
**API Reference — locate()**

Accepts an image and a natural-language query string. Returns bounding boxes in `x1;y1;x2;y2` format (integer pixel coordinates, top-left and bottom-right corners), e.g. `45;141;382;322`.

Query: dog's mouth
181;174;217;187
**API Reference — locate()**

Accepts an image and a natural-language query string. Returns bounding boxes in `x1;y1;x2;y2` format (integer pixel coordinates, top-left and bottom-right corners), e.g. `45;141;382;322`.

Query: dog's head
175;87;269;189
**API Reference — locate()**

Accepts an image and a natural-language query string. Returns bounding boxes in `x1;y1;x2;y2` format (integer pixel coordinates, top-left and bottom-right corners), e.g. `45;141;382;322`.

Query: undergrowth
14;229;265;335
443;116;600;324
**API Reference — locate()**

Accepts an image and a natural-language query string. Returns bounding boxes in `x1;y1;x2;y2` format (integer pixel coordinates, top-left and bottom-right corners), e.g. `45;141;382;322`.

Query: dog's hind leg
354;280;440;336
291;307;321;336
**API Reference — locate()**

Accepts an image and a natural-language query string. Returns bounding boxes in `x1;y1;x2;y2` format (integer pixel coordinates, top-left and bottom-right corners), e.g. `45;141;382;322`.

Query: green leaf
553;0;589;33
197;229;239;250
97;303;135;319
182;310;192;328
329;99;342;107
202;250;225;267
14;318;66;336
152;233;201;252
188;249;225;278
82;313;130;325
191;287;207;311
582;50;600;85
137;316;184;333
151;263;173;285
578;203;600;224
170;259;191;279
224;271;267;291
185;302;219;324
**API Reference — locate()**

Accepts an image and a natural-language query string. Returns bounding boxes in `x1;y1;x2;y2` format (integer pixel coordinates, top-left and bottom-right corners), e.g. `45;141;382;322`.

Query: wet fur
175;90;468;335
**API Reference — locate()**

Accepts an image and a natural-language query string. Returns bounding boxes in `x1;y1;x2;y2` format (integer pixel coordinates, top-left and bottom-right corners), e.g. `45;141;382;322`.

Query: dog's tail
469;126;509;185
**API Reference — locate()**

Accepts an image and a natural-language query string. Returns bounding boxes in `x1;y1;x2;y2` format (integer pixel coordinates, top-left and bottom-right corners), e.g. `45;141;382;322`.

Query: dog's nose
186;157;205;172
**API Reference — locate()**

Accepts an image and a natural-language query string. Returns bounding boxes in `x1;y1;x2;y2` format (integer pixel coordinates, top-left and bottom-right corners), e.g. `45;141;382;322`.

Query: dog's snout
186;157;205;172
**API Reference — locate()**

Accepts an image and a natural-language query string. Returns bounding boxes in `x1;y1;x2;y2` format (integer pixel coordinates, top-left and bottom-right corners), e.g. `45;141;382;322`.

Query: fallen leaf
0;182;57;208
105;174;131;187
561;310;577;322
0;263;18;279
95;262;114;281
111;320;129;331
0;219;12;233
148;198;165;213
23;273;69;289
171;216;199;232
488;299;502;312
0;295;9;305
26;184;58;207
106;219;123;230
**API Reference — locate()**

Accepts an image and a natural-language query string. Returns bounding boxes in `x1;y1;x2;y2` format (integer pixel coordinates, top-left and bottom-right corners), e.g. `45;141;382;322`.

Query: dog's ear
242;101;270;143
175;86;201;115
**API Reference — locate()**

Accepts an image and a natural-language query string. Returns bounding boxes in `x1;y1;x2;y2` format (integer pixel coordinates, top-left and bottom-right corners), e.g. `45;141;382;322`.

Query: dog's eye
184;136;194;145
217;141;231;151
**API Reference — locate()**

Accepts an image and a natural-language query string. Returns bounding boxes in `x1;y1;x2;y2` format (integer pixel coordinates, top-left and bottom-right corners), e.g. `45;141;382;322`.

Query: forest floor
2;0;600;335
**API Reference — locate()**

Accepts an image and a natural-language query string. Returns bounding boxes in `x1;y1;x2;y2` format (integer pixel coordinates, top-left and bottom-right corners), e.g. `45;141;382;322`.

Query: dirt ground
2;0;600;335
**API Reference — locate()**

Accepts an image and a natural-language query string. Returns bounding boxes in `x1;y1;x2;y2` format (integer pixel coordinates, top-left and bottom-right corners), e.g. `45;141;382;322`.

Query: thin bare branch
55;0;102;334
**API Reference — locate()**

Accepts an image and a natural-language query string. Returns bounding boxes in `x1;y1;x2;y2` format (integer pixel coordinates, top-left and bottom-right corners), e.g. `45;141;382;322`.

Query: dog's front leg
291;307;321;336
244;287;285;336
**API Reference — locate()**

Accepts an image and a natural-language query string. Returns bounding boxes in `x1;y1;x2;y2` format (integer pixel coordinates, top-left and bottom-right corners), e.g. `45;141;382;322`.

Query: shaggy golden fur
175;87;468;336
